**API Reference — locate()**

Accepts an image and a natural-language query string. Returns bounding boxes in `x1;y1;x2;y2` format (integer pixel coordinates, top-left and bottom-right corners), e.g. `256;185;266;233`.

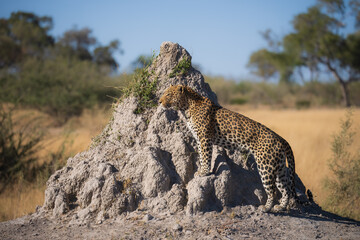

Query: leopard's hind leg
257;161;276;213
273;155;290;212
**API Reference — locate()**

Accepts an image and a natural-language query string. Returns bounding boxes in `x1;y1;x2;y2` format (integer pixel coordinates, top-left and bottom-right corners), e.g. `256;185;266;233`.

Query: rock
142;214;154;222
39;41;309;224
172;223;183;231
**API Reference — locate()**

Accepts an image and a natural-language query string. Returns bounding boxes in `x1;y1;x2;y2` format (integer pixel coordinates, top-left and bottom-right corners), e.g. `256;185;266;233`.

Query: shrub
323;110;360;221
230;97;248;105
0;104;70;191
204;76;238;104
36;139;69;186
0;57;124;124
169;56;191;78
0;104;43;190
295;100;311;109
121;53;158;114
205;77;360;108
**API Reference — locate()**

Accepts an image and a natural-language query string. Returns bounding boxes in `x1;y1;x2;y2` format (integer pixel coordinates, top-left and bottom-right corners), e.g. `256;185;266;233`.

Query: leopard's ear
178;85;185;94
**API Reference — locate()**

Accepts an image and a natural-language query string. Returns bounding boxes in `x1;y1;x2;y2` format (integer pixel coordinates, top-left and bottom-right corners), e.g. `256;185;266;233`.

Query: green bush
230;97;248;105
0;57;124;123
323;110;360;221
121;54;158;114
295;100;311;109
299;81;341;106
169;56;191;78
204;76;238;104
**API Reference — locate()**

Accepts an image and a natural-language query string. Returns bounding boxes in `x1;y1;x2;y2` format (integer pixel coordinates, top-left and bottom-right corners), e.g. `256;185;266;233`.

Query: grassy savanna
1;106;359;221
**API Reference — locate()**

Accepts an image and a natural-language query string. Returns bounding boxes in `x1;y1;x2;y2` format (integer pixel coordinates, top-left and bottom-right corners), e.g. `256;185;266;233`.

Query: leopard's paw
194;170;210;177
273;204;286;212
258;205;271;213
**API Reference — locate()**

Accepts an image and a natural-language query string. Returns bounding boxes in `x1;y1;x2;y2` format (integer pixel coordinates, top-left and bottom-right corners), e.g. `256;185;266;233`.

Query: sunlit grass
0;180;45;221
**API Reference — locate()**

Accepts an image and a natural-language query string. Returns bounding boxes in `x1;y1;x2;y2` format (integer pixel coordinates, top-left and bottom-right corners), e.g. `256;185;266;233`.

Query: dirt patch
1;205;359;239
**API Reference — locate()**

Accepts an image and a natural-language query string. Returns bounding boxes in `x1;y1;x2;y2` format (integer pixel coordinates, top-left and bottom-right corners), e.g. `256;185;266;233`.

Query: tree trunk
325;61;351;107
339;81;351;107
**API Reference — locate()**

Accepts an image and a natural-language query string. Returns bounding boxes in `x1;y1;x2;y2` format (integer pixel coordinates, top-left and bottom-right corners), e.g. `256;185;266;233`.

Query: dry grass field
1;106;359;221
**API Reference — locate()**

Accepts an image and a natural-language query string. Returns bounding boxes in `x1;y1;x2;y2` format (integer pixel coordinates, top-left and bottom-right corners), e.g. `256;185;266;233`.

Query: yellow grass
37;107;110;160
1;106;359;221
0;182;45;221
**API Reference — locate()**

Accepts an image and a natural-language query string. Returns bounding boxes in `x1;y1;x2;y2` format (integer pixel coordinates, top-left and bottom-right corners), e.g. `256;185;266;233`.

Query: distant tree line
0;11;122;70
248;0;360;107
1;6;359;122
205;75;360;108
0;11;124;122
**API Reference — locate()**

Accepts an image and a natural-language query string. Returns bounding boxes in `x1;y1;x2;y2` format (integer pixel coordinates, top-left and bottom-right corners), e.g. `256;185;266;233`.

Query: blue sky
1;0;327;79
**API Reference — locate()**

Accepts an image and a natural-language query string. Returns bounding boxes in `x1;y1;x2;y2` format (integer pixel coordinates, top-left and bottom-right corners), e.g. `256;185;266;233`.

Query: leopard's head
159;85;189;110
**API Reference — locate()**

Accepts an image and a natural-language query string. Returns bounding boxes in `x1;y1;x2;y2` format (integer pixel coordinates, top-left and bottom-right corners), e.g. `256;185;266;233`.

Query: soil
1;205;359;240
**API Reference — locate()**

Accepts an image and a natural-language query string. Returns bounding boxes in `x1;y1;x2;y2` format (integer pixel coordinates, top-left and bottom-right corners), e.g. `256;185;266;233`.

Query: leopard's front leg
195;137;213;177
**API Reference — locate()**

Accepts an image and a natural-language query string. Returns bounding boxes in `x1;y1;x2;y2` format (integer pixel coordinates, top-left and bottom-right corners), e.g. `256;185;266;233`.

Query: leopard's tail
284;141;313;205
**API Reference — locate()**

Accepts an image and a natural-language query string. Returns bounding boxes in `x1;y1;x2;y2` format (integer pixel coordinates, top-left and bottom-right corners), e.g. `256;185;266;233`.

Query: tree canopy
0;11;124;121
248;0;360;106
0;11;123;71
0;12;54;67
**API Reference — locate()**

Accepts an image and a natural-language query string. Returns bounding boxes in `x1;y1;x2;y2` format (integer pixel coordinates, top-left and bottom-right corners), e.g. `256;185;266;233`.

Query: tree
248;0;360;106
248;30;305;84
247;48;300;84
247;49;277;81
290;4;360;106
0;25;22;68
57;27;96;61
0;11;54;67
0;11;124;121
93;40;123;71
57;27;122;72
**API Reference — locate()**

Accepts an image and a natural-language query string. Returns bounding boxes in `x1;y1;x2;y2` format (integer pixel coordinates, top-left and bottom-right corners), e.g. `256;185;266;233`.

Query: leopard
159;84;301;213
